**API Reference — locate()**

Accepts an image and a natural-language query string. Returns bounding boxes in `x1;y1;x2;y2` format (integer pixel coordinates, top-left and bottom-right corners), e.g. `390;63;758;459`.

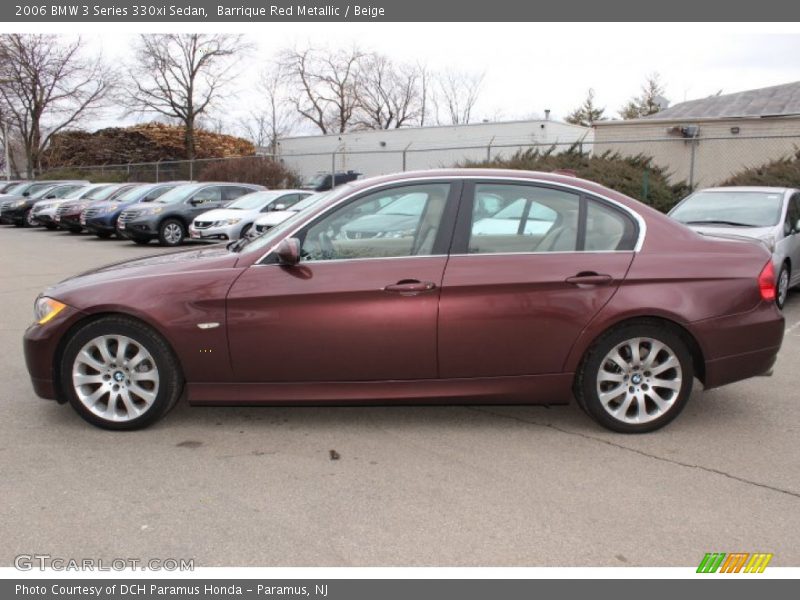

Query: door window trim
253;176;645;265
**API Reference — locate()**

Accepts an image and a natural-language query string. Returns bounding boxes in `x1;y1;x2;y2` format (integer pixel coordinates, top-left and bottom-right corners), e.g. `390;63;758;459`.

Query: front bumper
23;304;85;402
189;223;237;241
117;216;159;240
84;215;118;234
55;212;82;229
1;206;27;224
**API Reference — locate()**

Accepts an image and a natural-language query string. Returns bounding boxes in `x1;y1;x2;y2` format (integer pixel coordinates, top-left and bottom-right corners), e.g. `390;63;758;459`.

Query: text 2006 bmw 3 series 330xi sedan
23;169;784;432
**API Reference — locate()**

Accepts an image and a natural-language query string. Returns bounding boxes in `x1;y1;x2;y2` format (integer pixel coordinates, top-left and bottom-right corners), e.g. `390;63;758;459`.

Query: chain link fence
32;133;800;200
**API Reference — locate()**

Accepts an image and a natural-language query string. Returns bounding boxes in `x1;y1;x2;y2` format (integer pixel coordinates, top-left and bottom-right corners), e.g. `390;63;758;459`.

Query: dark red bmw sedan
23;170;784;432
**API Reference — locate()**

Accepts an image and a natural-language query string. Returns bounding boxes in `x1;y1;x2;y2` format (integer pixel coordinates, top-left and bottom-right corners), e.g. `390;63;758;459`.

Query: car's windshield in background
228;191;282;210
82;185;114;200
153;185;201;204
4;182;28;195
289;193;326;212
378;193;427;216
671;191;784;227
114;184;157;203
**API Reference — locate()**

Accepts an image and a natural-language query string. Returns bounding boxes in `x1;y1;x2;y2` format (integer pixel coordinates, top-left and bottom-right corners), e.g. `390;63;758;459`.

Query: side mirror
273;203;286;211
275;237;301;266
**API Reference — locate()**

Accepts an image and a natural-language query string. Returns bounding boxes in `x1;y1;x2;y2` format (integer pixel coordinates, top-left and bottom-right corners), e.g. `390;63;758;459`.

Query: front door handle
565;272;613;287
383;279;437;295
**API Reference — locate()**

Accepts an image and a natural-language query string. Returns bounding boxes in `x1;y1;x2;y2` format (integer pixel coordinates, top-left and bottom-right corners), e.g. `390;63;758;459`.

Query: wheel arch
51;311;186;404
570;315;707;387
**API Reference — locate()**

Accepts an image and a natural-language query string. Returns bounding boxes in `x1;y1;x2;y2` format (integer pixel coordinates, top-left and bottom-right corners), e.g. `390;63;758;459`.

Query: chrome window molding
253;175;648;265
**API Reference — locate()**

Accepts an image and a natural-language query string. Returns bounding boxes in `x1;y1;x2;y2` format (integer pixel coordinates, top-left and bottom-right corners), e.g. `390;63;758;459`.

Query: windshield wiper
683;219;755;227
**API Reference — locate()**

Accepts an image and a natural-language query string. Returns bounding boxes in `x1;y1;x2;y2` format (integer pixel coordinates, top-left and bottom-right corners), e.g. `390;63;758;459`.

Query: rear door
438;180;638;378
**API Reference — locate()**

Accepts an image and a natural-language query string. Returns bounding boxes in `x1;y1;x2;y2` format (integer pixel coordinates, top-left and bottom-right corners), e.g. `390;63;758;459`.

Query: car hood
195;208;254;222
45;246;239;307
34;198;67;210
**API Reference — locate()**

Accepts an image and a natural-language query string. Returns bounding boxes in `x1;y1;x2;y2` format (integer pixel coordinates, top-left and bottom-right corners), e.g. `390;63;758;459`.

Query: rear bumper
692;301;784;388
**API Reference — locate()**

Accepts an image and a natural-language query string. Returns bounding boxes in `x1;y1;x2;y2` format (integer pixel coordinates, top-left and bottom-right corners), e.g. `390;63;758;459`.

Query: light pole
1;118;9;181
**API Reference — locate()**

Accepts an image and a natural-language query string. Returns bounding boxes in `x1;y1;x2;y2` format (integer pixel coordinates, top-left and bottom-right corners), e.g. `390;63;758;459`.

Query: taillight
758;261;776;302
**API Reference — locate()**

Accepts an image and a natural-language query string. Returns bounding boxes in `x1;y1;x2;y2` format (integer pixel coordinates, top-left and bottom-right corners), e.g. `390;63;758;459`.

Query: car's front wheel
776;263;790;310
575;323;693;433
60;316;183;430
158;219;185;246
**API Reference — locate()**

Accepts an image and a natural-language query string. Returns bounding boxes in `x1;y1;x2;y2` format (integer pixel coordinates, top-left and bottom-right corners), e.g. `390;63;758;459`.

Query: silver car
669;186;800;308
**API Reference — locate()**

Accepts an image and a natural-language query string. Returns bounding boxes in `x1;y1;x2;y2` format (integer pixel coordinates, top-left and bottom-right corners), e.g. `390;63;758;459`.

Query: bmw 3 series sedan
23;170;784;432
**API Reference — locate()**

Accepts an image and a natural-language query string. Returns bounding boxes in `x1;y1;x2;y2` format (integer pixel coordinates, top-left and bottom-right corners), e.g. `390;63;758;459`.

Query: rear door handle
384;280;437;295
565;272;613;286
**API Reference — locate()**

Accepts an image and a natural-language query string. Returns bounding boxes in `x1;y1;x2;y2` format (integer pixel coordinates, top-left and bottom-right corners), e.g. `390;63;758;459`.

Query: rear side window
468;184;578;254
223;186;255;201
467;183;637;254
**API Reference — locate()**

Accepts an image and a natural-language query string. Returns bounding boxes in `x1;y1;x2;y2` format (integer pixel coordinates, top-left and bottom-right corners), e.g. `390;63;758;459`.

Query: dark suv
116;182;264;246
302;171;361;192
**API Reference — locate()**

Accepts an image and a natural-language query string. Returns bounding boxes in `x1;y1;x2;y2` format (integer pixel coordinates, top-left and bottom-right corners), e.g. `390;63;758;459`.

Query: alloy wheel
163;223;183;244
777;267;790;307
71;334;160;422
595;337;683;425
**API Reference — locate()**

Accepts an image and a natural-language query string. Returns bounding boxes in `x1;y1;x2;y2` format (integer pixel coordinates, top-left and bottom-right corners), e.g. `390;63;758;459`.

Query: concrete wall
270;120;593;181
594;117;800;188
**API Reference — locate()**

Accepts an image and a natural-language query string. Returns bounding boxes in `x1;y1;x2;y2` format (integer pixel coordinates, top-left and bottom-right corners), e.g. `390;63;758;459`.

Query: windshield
671;191;784;227
82;185;114;200
112;184;157;203
228;191;284;210
237;189;342;255
290;193;324;212
304;174;327;188
4;182;28;195
153;184;202;204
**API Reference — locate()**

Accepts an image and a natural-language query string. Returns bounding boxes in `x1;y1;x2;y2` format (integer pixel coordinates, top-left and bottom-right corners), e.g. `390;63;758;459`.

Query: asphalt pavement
1;225;798;567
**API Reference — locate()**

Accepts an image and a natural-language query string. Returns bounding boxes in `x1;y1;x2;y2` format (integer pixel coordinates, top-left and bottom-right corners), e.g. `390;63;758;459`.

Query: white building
270;119;593;180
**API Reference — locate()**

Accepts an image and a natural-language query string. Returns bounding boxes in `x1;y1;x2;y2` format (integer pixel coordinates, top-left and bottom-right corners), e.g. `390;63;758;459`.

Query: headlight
14;200;26;207
34;297;66;325
224;218;241;226
104;204;118;213
150;207;163;214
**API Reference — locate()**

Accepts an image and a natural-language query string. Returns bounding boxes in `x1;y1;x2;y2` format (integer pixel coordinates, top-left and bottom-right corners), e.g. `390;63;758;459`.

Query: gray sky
74;24;800;134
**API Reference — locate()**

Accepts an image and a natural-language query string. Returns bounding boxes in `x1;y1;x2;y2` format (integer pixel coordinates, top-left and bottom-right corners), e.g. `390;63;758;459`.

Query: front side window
785;194;800;235
300;183;451;261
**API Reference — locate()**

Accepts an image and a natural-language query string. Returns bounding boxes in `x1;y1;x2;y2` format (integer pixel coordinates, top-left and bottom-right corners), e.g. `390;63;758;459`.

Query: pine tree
619;74;667;119
565;88;606;127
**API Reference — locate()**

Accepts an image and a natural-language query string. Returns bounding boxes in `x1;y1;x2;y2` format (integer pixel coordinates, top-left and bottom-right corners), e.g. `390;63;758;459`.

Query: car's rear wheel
575;323;693;433
60;317;183;430
158;219;185;246
776;263;790;310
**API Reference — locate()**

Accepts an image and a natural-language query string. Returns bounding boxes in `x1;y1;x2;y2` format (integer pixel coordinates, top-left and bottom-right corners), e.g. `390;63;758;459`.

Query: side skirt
188;373;574;406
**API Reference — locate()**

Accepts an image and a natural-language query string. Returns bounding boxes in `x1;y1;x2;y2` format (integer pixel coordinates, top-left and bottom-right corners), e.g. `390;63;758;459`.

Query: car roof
699;186;796;194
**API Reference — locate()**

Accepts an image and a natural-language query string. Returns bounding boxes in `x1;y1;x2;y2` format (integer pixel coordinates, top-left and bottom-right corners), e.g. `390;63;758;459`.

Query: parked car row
0;180;331;248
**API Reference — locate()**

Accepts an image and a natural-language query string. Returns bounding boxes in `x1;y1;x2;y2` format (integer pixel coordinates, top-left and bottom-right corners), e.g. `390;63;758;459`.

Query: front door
226;181;460;382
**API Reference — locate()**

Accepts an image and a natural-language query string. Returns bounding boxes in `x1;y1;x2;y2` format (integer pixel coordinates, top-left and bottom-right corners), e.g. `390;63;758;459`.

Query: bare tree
279;46;364;134
435;68;484;125
0;34;115;177
238;64;297;154
354;54;424;129
127;34;250;160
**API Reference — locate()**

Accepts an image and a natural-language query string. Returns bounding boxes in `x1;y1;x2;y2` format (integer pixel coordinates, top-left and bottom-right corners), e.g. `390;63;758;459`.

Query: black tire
158;218;185;246
239;222;252;239
44;223;57;230
776;263;790;310
59;316;184;430
95;231;113;239
23;209;35;228
574;322;694;433
132;237;151;245
68;227;82;234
